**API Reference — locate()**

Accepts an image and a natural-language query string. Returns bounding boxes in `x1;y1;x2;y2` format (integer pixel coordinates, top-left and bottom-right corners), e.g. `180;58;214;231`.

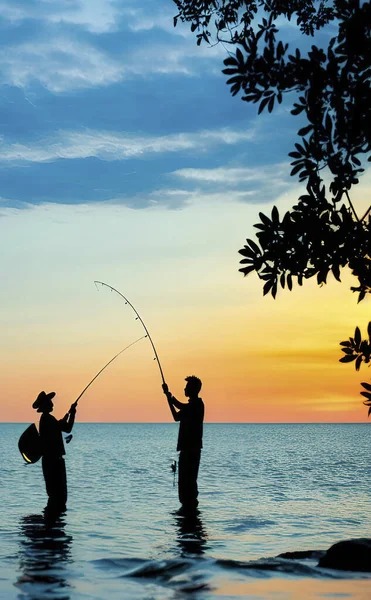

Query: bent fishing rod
94;280;166;385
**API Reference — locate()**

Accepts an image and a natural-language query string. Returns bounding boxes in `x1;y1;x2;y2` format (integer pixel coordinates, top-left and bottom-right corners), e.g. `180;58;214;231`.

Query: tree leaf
258;212;271;226
224;57;237;67
332;264;341;281
291;164;304;176
239;265;256;276
271;206;279;223
355;355;363;371
339;355;357;363
297;125;313;136
258;96;270;114
263;279;274;296
239;246;255;258
246;238;261;254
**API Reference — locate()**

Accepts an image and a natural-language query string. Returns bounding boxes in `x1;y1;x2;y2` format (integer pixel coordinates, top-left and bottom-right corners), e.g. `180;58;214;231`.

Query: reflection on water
3;424;371;599
16;512;73;599
215;577;371;599
173;510;208;556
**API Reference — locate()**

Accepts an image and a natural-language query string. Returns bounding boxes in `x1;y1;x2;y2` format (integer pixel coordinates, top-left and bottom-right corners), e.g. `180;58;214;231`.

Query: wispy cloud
0;0;184;35
0;38;123;92
0;0;120;33
172;165;290;186
0;128;256;163
145;187;256;208
126;6;181;35
124;40;225;77
0;35;224;92
169;164;294;202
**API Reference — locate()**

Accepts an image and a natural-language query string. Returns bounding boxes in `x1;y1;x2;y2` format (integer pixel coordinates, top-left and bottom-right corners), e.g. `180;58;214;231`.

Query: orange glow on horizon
2;202;371;424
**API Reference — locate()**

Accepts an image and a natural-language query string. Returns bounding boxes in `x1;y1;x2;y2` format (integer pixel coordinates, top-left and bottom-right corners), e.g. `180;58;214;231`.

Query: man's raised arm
60;401;77;433
162;383;186;421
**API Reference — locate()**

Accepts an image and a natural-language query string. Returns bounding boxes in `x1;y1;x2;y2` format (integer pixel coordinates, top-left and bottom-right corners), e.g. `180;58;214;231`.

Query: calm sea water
1;423;371;599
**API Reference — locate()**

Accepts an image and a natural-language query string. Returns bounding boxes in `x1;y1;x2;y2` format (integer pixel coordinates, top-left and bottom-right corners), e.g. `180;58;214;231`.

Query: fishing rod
94;281;166;385
19;335;146;460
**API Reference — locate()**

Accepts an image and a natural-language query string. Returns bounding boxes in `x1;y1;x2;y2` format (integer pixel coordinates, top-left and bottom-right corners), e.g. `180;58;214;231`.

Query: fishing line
94;281;166;384
64;335;146;445
19;334;146;461
74;335;147;405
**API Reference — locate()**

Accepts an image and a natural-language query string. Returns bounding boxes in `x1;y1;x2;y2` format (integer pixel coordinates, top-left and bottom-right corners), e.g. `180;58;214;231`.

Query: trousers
42;456;67;514
178;449;201;509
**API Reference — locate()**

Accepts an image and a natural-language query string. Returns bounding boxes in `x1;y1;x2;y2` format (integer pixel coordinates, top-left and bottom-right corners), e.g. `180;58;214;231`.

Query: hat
32;391;56;412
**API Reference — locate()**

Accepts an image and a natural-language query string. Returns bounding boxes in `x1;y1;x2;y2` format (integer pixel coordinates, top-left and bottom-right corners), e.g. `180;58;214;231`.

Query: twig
345;190;360;222
360;205;371;222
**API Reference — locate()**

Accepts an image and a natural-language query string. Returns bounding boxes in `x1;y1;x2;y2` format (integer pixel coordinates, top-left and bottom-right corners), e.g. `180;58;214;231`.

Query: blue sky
0;0;303;208
3;0;370;422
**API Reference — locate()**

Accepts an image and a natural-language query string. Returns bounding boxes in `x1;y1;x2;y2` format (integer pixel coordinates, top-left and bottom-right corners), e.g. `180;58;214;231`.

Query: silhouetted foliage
173;0;371;413
340;323;371;415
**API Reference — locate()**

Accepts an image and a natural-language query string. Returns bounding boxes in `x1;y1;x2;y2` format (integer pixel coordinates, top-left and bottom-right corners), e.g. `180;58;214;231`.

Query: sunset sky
1;0;370;423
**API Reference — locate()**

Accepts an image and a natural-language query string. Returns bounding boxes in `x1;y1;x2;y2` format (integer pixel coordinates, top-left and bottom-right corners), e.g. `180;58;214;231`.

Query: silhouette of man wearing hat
162;376;204;514
33;391;77;516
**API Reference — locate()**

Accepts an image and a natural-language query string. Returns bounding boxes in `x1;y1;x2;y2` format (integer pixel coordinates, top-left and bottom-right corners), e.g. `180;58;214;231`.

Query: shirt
177;397;204;452
39;413;66;458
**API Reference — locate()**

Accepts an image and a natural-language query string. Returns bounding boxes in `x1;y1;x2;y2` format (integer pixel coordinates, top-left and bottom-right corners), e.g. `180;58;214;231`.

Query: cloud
144;187;256;208
172;165;290;186
0;0;120;33
125;5;182;35
123;42;224;77
0;33;224;92
46;0;120;34
0;38;123;92
169;164;295;202
0;127;256;163
0;0;182;36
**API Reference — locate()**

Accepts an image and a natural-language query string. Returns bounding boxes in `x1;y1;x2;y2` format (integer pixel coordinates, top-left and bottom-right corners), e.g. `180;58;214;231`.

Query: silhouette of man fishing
32;391;77;517
162;376;204;514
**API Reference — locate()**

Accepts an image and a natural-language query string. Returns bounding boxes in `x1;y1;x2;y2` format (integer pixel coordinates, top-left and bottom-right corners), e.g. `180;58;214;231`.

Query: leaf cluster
173;0;334;45
175;0;371;412
177;0;371;303
174;0;371;197
339;323;371;415
339;323;371;370
239;180;371;302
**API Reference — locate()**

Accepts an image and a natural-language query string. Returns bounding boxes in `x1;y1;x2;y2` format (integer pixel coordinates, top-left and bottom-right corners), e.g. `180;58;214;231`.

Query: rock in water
318;538;371;572
278;550;323;560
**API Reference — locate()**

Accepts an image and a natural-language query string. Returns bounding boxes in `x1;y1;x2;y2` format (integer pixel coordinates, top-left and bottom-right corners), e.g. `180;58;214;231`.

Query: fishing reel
171;460;177;487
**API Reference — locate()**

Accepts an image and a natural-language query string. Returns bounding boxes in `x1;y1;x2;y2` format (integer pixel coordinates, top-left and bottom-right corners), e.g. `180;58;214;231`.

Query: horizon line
2;421;368;425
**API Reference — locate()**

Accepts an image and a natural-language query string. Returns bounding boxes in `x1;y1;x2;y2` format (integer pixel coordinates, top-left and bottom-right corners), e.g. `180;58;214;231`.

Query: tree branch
360;205;371;222
345;190;360;222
